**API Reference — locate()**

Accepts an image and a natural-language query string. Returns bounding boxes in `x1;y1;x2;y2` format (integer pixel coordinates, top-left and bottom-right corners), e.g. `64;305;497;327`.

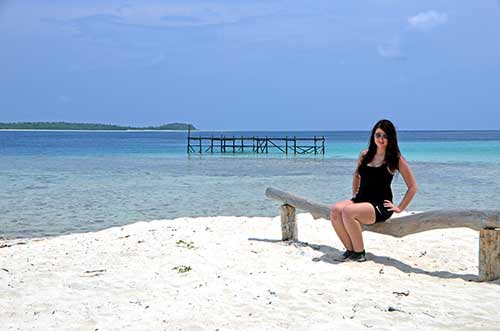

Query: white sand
1;214;499;331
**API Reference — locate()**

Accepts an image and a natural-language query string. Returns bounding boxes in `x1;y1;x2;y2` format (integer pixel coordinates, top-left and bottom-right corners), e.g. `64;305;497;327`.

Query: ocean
1;130;500;238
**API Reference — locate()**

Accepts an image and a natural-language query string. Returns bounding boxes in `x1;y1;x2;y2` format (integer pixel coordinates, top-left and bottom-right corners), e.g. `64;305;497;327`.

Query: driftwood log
265;187;500;282
280;204;297;241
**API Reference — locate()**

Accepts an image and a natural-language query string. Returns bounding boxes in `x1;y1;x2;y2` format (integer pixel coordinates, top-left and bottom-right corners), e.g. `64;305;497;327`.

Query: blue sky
1;0;499;130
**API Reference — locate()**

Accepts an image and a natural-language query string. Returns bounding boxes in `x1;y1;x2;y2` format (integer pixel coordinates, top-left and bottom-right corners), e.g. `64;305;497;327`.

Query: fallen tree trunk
265;187;500;281
265;187;500;238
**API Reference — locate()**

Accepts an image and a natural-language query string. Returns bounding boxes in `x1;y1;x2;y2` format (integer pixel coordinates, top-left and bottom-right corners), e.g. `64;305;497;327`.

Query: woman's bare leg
341;203;376;252
330;200;355;250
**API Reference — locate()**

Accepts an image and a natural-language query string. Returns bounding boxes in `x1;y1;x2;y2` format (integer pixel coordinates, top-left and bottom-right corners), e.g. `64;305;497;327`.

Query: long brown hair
359;119;401;173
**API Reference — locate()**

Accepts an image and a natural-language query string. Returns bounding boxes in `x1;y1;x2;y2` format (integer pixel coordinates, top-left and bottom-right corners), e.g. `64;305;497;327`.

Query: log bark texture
479;229;500;281
280;204;297;241
265;187;500;238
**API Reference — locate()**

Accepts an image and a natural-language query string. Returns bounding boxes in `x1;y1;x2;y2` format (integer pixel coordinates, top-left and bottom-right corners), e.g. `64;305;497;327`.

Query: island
0;122;197;131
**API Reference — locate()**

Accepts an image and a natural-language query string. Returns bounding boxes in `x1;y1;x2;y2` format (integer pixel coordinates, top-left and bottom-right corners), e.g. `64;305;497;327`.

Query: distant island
0;122;197;131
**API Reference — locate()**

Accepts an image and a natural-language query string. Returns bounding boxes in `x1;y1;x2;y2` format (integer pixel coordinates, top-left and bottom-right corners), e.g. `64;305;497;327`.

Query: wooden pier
187;130;325;155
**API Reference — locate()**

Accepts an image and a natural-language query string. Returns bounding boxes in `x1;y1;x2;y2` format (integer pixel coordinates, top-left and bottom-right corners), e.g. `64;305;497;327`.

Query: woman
330;119;418;262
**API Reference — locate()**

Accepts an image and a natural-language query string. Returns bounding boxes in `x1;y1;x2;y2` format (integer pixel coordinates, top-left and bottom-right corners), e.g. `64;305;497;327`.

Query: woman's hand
384;200;402;213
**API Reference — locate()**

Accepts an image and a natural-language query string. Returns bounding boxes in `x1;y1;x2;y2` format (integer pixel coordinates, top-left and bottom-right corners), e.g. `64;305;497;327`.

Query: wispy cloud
378;39;406;60
57;95;71;104
408;11;448;31
150;53;165;66
47;3;282;32
161;15;203;25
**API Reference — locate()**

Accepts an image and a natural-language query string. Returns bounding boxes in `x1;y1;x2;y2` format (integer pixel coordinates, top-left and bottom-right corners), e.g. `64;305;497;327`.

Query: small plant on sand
173;265;192;273
176;239;196;249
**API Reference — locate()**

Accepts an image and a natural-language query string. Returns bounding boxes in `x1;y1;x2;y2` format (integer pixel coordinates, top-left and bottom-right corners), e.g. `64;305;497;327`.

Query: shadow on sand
248;237;498;284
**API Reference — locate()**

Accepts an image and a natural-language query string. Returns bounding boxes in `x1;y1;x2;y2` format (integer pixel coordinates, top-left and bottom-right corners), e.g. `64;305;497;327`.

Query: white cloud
408;11;448;31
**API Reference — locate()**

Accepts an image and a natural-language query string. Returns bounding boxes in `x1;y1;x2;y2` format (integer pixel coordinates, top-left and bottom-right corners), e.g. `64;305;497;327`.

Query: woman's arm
352;150;367;197
352;173;360;198
386;156;418;212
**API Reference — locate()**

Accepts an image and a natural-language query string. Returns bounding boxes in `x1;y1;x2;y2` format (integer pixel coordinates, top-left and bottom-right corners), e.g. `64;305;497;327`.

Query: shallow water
1;130;499;238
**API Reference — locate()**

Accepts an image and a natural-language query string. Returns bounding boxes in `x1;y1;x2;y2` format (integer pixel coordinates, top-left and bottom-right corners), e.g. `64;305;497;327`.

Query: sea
1;130;500;239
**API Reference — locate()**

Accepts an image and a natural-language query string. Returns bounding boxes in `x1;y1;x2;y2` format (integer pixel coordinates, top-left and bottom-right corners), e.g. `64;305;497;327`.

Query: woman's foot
348;250;367;262
334;249;354;261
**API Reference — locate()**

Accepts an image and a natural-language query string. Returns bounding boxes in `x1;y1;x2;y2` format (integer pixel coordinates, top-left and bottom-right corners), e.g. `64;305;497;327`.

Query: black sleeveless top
354;163;394;203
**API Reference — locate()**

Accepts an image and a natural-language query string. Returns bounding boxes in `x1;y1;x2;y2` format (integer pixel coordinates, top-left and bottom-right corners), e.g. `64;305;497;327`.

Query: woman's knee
330;203;344;221
341;205;356;220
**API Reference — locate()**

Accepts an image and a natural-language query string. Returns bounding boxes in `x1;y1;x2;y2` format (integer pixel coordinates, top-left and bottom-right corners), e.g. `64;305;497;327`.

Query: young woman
330;119;418;262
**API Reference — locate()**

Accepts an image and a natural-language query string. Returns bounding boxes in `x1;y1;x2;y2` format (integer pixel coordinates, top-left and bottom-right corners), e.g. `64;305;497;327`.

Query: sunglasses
375;132;388;139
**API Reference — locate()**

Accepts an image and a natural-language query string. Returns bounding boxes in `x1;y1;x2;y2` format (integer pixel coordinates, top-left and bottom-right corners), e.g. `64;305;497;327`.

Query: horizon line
2;128;500;132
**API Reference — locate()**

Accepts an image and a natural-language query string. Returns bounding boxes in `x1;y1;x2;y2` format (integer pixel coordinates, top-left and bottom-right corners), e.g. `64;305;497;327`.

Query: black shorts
351;198;393;223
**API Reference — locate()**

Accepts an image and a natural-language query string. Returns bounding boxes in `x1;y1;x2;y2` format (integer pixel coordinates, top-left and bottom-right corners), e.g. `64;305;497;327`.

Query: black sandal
334;250;354;262
348;250;367;262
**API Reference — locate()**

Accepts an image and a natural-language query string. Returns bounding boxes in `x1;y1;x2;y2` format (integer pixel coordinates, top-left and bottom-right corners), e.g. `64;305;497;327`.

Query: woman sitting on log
331;119;418;262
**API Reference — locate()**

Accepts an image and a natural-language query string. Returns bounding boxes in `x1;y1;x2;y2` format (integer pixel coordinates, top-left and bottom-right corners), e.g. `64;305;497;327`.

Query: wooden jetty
187;130;325;155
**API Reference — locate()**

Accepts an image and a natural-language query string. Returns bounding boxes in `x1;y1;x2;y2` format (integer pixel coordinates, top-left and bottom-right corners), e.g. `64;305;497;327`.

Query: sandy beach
1;213;499;331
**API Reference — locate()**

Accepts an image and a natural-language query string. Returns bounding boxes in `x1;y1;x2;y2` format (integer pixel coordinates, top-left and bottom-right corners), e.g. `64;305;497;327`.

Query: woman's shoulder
356;149;368;167
357;149;368;161
398;154;408;165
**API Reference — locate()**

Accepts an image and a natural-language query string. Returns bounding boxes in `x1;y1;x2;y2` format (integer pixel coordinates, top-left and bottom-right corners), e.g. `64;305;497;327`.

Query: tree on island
0;122;197;131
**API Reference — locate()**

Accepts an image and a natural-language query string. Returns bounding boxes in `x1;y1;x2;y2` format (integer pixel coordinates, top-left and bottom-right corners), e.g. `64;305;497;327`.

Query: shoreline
1;214;499;329
3;129;500;133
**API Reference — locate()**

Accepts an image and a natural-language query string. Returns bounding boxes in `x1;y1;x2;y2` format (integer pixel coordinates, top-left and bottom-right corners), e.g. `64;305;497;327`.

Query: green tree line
0;122;197;130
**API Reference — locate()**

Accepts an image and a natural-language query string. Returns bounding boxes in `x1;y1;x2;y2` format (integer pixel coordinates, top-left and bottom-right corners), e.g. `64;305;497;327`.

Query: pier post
187;127;191;154
285;136;288;154
294;136;296;155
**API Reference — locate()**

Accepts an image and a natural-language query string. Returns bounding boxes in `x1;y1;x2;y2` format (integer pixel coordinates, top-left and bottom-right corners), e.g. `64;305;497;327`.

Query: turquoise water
1;130;500;238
